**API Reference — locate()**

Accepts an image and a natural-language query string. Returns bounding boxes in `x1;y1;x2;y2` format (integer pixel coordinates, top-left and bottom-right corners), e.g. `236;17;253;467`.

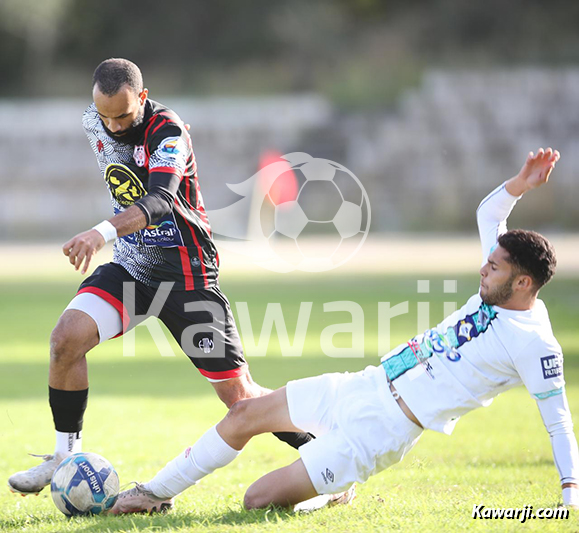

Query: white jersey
382;293;563;434
381;183;564;434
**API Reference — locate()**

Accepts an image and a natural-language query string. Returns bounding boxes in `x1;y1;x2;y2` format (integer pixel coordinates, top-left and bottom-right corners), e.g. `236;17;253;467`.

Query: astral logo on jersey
105;163;146;206
144;220;174;232
541;354;563;379
143;220;181;244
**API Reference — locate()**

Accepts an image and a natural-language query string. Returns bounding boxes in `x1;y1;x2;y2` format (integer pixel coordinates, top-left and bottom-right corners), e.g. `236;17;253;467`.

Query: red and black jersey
83;99;218;290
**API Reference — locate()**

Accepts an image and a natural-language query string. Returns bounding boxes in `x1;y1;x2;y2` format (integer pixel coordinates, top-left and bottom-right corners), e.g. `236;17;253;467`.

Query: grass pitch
1;253;578;532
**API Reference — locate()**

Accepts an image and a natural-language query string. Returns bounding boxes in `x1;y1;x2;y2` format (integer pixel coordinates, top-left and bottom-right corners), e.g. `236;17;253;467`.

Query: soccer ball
50;452;119;516
260;153;371;272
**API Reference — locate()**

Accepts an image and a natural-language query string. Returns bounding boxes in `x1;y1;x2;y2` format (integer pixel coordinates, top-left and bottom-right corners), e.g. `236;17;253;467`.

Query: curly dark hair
498;229;557;290
92;58;143;96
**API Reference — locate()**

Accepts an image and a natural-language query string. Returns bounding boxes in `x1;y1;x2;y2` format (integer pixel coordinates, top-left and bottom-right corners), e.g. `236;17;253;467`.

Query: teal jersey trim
382;302;498;381
533;388;564;400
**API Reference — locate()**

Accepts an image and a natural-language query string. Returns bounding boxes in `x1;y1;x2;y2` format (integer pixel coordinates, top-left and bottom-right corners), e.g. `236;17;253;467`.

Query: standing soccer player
109;148;579;513
8;58;313;499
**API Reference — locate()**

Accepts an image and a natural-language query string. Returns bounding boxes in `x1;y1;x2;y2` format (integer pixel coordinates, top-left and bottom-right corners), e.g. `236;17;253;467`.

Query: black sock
272;431;314;450
49;387;89;433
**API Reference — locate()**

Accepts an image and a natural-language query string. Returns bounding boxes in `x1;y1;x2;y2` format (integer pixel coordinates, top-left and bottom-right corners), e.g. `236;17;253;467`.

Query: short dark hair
498;229;557;290
92;58;143;96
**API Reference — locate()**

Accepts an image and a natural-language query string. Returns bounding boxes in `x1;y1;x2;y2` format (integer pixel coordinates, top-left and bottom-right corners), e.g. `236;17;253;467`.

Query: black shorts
77;262;247;380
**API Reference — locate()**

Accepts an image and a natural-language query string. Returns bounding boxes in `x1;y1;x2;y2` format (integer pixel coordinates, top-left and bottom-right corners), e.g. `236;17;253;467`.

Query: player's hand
516;147;560;191
62;229;105;275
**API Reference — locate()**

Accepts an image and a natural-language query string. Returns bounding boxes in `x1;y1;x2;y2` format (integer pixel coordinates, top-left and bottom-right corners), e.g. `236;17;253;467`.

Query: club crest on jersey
458;320;474;341
133;145;146;167
541;354;563;379
105;163;147;206
97;139;104;153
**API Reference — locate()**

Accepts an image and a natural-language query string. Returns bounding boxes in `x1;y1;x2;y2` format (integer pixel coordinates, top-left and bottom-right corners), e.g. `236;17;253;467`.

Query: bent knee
50;327;81;364
50;311;98;363
226;398;251;424
224;398;258;434
243;484;269;510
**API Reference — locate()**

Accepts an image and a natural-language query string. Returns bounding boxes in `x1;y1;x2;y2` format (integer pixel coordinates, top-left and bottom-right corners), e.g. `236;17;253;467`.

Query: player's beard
480;273;516;306
102;107;146;145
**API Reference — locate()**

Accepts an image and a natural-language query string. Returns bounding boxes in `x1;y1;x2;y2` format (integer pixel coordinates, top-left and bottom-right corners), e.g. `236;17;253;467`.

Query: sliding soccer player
110;148;578;513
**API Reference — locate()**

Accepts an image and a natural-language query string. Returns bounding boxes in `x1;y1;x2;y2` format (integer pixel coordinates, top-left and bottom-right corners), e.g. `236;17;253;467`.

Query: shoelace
28;453;54;462
118;481;149;499
22;454;56;473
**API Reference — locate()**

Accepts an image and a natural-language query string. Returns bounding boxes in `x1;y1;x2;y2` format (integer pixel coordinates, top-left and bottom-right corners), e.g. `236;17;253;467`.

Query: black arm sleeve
134;172;181;225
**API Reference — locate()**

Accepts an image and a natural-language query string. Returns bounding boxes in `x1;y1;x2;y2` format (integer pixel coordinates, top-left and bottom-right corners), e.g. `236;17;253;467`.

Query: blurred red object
259;151;299;205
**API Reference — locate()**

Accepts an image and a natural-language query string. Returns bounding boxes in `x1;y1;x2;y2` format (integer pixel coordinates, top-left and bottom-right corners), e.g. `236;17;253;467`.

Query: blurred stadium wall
1;68;578;241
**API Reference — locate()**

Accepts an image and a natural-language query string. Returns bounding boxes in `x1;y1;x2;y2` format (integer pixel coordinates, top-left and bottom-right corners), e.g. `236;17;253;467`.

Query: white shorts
286;365;423;494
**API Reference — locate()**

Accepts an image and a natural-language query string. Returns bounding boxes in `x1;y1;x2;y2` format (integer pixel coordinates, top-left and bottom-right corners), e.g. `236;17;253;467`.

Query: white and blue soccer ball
50;452;119;516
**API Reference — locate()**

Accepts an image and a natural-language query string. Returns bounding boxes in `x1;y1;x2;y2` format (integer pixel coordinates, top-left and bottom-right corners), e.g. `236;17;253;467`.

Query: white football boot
107;483;174;515
293;484;356;512
8;453;67;495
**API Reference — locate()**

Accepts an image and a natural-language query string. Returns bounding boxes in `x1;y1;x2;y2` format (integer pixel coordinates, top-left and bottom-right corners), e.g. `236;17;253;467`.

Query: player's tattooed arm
505;147;560;197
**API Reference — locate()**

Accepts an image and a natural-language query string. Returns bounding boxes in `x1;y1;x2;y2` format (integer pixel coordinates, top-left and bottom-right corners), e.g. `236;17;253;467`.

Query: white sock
145;426;240;499
55;430;82;456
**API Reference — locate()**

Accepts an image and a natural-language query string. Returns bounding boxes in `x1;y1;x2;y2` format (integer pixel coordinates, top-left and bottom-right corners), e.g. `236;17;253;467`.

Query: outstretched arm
515;336;578;508
536;393;579;508
476;148;560;265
